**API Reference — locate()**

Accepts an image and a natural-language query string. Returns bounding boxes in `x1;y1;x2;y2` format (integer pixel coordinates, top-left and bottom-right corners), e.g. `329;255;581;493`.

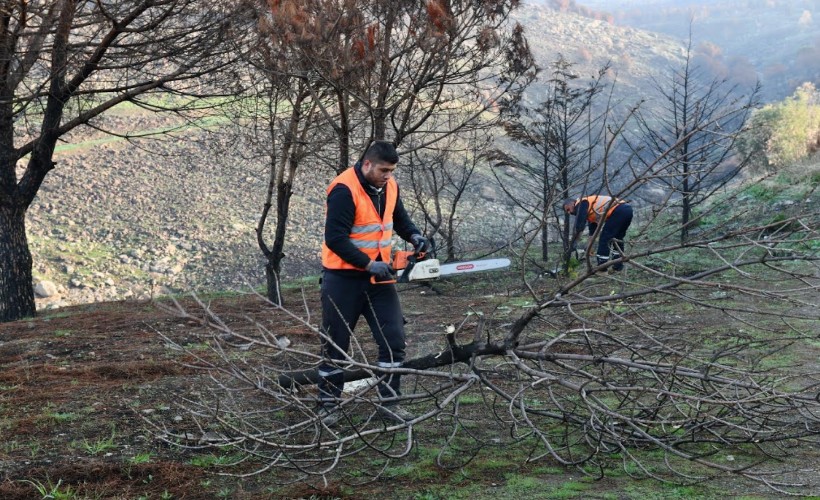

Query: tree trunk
278;339;506;388
0;206;36;321
265;257;282;305
265;178;294;305
681;159;691;244
541;216;549;262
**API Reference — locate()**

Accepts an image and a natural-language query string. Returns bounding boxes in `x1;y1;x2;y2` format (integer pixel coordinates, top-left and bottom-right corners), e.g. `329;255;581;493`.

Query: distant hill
573;0;820;101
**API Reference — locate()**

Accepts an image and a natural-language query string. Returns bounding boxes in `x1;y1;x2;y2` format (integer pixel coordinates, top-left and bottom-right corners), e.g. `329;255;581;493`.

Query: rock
772;200;795;210
480;185;499;201
34;280;59;298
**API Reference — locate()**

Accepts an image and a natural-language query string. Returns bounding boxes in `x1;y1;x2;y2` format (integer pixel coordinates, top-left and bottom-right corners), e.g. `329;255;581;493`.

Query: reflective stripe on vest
321;167;398;270
580;195;624;224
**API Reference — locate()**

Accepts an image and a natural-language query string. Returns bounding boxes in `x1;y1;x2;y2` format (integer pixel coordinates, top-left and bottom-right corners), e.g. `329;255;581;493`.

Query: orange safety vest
321;167;398;271
578;195;624;224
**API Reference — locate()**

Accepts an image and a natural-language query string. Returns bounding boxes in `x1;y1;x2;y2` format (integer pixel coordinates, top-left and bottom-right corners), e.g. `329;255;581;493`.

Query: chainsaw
372;244;510;284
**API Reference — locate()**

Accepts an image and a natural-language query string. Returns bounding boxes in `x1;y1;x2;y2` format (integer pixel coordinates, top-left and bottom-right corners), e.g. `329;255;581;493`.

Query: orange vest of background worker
316;141;430;427
563;195;633;271
580;195;624;224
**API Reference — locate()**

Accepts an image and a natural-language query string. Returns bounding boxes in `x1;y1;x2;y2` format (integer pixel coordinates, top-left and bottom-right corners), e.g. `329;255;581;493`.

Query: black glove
410;234;431;254
367;261;393;281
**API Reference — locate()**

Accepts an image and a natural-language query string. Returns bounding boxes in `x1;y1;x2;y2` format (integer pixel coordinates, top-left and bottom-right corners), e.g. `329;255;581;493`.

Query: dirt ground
0;272;817;499
0;276;508;499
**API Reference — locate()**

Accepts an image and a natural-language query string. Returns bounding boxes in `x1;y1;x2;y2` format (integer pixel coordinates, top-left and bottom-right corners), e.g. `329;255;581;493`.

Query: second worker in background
564;195;633;272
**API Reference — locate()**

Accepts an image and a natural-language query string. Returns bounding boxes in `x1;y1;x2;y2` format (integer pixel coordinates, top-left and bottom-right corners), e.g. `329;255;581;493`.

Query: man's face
362;160;396;189
564;203;575;215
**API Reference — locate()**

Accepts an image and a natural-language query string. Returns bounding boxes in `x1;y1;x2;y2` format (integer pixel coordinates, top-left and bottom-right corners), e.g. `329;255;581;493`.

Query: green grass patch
44;411;77;424
129;452;153;465
473;456;518;471
189;452;244;468
457;394;484;405
547;480;590;499
20;478;78;500
76;426;118;455
741;182;780;202
385;463;439;481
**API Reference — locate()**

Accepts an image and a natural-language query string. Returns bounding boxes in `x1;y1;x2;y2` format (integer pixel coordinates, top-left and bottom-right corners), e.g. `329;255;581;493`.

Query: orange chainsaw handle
393;250;426;270
370;249;427;284
370;258;398;284
370;274;397;285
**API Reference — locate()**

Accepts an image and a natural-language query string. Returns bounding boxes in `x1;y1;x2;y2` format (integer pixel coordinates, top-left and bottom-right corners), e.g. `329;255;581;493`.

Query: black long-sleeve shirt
324;165;419;272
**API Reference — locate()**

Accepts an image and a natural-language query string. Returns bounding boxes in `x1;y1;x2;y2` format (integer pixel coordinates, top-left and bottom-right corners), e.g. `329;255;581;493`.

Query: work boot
377;405;416;424
317;405;341;427
610;252;624;272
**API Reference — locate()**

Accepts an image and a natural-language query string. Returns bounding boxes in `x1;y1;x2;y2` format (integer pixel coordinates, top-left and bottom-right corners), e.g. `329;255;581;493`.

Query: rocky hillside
513;4;686;96
28;118;316;309
25;4;692;310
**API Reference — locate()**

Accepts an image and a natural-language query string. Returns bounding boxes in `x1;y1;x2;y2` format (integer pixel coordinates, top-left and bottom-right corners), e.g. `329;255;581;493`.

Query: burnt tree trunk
277;339;507;388
0;206;36;321
264;178;294;305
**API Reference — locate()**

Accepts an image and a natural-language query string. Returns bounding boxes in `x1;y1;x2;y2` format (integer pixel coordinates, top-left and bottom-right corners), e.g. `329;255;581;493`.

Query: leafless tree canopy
219;0;536;302
253;0;535;171
491;56;616;264
629;33;760;244
406;129;491;262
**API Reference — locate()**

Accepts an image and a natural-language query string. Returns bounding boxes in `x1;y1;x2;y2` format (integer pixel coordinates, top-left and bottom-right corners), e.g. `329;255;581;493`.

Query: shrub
739;83;820;172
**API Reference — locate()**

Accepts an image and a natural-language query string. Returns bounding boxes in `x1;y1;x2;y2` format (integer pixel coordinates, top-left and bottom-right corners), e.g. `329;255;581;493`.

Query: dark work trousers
596;204;634;271
318;271;406;407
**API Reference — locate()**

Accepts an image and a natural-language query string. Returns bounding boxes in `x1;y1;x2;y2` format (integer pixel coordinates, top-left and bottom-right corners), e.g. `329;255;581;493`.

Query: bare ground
0;271;817;499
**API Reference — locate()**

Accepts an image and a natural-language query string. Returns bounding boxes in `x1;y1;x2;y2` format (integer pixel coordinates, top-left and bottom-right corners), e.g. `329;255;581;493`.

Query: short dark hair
562;198;577;209
363;140;399;165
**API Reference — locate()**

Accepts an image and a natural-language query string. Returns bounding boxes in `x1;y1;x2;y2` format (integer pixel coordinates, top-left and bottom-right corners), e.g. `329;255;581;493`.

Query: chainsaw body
393;250;440;282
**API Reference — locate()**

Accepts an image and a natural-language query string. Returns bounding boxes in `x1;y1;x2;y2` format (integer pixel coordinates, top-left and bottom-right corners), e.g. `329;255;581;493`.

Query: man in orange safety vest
318;141;430;426
563;195;633;272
